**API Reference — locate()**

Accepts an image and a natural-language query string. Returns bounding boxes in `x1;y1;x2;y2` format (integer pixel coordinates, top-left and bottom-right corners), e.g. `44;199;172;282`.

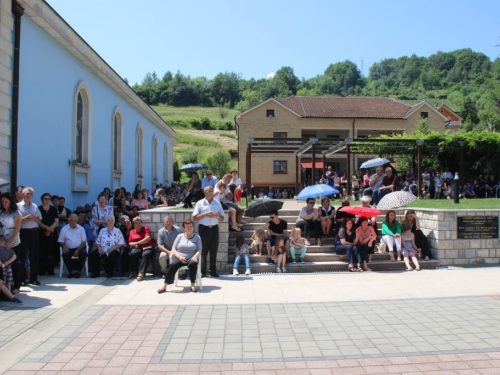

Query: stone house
235;96;450;191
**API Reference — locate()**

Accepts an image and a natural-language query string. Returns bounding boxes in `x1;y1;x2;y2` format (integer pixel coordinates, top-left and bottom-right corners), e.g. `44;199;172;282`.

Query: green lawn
406;198;500;210
152;104;239;123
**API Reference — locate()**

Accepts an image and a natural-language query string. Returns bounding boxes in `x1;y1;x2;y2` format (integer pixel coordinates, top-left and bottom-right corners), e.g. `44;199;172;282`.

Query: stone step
243;215;298;223
228;252;397;263
242;222;297;231
227;259;441;273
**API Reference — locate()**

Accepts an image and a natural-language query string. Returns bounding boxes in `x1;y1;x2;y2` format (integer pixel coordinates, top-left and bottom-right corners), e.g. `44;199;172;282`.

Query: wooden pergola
245;137;445;200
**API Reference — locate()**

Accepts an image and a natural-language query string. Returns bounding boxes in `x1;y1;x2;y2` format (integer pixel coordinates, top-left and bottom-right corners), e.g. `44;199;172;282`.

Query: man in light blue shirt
201;170;218;189
193;186;225;277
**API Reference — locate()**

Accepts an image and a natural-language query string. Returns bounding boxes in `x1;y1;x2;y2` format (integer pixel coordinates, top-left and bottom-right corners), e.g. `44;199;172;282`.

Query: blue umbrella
296;184;339;200
359;158;390;169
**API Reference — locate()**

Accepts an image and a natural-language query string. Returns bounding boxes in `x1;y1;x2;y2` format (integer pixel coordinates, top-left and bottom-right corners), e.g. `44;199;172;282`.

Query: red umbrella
338;206;381;217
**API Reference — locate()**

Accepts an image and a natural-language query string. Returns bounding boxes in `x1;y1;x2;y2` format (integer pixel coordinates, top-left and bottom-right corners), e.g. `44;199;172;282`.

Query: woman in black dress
38;193;59;275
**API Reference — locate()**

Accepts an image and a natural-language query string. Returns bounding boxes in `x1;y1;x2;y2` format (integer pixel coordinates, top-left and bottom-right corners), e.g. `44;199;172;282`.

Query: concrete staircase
227;209;440;274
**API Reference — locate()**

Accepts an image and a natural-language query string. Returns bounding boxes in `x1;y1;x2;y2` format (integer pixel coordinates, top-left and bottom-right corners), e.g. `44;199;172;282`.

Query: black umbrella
179;163;208;173
244;199;284;218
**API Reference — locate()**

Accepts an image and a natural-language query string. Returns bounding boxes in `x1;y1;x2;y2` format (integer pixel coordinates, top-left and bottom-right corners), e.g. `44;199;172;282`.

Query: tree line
131;48;500;131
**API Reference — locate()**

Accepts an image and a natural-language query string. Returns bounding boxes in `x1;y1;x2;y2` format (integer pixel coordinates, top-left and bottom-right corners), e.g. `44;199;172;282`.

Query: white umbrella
376;191;417;210
359;158;390;169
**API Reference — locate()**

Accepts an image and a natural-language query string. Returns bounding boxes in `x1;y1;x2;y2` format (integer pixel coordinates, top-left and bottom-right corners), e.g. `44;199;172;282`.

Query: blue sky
47;0;500;85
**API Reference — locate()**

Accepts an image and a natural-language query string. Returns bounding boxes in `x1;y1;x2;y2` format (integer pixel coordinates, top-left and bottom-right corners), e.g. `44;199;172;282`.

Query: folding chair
59;244;89;277
167;254;203;291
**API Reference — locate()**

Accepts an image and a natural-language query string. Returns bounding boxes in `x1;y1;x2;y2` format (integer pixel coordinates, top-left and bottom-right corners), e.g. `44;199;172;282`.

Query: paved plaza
1;266;500;374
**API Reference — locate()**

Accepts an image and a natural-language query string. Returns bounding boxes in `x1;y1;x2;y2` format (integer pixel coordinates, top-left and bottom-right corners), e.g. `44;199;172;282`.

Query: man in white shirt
58;214;87;278
17;187;43;285
368;166;386;205
202;170;218;189
193;186;225;277
442;167;453;181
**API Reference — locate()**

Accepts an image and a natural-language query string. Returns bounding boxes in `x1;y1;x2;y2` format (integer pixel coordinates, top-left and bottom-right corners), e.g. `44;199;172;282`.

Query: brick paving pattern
4;294;500;374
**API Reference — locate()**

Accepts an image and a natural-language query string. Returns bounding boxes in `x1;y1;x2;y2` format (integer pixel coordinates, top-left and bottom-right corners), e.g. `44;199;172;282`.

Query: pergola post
322;154;326;179
311;138;317;185
345;138;353;197
458;140;464;181
416;140;423;198
295;155;299;194
246;138;253;203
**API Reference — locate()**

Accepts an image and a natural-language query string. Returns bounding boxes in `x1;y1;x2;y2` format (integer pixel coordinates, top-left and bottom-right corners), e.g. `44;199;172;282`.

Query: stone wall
415;209;500;266
138;208;229;272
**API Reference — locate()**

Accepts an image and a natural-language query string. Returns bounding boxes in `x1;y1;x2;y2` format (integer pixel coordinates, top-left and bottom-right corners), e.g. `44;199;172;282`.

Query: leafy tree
181;148;199;165
206;150;231;179
274;66;300;95
324;60;363;95
210;72;241;107
173;159;181;182
479;103;500;132
461;97;479;126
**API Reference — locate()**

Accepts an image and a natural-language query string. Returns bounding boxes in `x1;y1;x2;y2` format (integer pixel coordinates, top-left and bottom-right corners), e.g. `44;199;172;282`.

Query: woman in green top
381;210;402;262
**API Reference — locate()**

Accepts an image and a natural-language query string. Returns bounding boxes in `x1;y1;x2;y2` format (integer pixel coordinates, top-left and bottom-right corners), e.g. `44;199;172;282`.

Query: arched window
152;136;158;186
72;81;92;191
111;108;123;189
136;125;144;183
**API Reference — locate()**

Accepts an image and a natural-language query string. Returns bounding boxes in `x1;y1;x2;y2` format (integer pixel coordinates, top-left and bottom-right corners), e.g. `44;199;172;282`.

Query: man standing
442;167;453;182
368;166;386;205
58;214;87;278
193;186;225;277
325;166;335;187
265;210;289;264
17;187;42;285
157;216;181;275
15;186;25;203
202;170;218;189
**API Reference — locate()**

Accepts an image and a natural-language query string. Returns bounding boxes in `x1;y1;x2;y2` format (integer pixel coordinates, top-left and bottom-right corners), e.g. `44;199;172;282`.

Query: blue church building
0;0;176;207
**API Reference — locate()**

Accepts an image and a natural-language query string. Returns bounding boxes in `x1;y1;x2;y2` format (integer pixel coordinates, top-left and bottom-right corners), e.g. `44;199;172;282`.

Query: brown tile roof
279;96;415;119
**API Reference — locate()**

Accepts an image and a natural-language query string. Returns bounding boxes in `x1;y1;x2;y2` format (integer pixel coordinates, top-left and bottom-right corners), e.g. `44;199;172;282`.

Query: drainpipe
234;115;240;174
11;1;24;190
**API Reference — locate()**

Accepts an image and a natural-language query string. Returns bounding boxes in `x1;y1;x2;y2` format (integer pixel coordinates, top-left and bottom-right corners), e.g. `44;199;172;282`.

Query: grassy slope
152;104;240;122
151;105;240;183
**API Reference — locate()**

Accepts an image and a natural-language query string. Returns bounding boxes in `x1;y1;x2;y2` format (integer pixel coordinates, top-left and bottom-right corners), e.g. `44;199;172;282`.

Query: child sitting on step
273;236;287;273
251;228;266;256
233;236;251;276
289;227;307;264
401;223;421;271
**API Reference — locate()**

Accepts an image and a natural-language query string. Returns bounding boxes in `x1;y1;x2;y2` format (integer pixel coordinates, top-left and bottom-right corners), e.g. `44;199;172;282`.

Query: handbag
378;241;387;253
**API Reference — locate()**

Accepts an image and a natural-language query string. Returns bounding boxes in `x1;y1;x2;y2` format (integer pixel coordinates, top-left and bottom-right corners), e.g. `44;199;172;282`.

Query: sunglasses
269;216;275;220
307;201;314;204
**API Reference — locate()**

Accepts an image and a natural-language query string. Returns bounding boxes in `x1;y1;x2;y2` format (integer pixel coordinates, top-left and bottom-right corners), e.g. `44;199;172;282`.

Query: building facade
0;0;176;207
236;96;450;191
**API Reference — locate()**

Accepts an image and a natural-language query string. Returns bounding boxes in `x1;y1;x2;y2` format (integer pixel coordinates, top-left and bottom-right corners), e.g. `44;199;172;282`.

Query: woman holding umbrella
183;172;202;208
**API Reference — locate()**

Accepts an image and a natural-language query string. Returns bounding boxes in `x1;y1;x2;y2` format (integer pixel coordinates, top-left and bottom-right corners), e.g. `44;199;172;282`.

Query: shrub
181;148;199;165
206;150;231;179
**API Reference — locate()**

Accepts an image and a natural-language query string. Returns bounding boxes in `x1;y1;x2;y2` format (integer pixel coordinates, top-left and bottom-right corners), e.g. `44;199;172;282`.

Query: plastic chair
167;254;203;291
59;244;89;277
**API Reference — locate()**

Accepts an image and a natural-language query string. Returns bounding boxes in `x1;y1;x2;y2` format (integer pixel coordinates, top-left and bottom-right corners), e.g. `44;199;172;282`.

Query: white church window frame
72;81;92;191
136;124;144;184
111;107;124;189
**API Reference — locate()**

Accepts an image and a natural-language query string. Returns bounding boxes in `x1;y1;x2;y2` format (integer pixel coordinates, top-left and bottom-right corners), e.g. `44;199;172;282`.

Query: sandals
230;226;241;232
357;267;364;272
304;239;311;246
317;239;322;247
348;266;356;272
128;273;136;279
157;288;167;294
136;275;144;281
190;286;198;293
